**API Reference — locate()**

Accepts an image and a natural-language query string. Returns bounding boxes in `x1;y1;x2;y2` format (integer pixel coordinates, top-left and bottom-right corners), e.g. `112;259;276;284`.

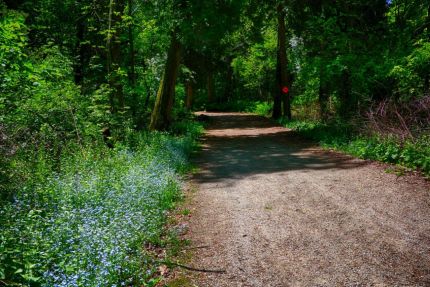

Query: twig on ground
162;260;226;273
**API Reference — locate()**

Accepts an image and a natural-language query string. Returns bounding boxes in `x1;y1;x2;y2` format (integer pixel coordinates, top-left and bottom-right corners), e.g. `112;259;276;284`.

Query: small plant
181;209;191;216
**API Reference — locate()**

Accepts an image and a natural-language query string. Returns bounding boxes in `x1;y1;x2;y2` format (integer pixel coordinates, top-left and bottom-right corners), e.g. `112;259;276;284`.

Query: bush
250;101;272;116
283;120;430;177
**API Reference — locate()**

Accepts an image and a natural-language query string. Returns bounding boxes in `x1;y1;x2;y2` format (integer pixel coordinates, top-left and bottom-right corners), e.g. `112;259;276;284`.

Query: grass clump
0;121;203;287
248;101;272;116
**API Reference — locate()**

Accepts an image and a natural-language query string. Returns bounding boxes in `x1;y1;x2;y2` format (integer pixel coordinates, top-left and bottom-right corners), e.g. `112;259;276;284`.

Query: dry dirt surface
185;112;430;287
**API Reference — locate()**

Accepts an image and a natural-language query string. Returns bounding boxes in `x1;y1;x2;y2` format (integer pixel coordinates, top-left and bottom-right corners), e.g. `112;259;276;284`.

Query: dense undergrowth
280;119;430;177
0;120;203;287
242;100;430;177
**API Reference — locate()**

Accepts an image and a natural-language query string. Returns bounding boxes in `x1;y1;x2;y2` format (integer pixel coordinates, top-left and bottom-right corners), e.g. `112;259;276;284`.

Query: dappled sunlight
207;127;287;137
189;112;430;287
193;112;365;183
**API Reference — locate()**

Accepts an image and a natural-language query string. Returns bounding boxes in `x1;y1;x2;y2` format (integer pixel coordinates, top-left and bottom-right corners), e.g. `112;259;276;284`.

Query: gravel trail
186;112;430;287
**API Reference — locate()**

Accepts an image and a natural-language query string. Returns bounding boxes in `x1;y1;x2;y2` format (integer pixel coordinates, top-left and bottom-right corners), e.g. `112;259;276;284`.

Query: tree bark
106;0;125;112
207;72;215;103
273;3;291;120
273;58;282;119
127;0;140;121
319;78;329;120
186;81;193;110
339;67;352;117
73;0;88;88
278;4;291;120
128;0;136;88
149;33;182;130
424;4;430;96
74;7;85;87
223;58;234;103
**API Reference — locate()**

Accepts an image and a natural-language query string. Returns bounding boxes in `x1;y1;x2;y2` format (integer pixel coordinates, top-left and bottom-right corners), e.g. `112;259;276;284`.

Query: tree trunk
73;0;87;89
207;72;215;103
277;4;291;120
273;59;282;119
185;82;194;110
74;10;85;86
339;67;352;117
149;33;182;130
273;3;290;120
424;4;430;96
128;0;136;88
106;0;125;112
127;0;140;121
223;59;234;103
319;78;329;120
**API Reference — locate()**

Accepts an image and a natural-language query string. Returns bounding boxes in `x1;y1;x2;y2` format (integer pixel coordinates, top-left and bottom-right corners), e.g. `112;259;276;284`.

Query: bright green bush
250;101;272;116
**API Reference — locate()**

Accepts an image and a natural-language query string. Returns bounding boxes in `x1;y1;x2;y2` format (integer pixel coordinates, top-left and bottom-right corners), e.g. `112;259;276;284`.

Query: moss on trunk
149;33;182;130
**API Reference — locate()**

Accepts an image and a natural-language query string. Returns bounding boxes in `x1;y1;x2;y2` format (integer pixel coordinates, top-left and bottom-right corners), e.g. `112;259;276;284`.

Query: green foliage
232;26;277;91
390;41;430;100
251;101;272;116
203;100;270;114
204;100;272;117
283;120;430;177
0;10;97;197
0;126;202;287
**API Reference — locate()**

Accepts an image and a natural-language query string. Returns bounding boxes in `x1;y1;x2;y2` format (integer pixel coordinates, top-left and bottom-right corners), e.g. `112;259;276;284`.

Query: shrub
250;101;272;116
283;120;430;177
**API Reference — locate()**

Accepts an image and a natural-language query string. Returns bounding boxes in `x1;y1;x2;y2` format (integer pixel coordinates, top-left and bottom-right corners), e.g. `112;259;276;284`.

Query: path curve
186;112;430;287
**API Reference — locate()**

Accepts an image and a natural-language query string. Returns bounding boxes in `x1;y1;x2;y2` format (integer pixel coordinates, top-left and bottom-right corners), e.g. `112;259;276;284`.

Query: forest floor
178;112;430;287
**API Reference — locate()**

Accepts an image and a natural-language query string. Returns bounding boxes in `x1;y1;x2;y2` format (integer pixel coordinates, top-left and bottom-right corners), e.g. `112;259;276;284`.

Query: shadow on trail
193;113;366;183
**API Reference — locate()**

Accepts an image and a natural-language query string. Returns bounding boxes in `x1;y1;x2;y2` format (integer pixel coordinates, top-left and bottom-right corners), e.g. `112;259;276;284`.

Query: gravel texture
186;112;430;287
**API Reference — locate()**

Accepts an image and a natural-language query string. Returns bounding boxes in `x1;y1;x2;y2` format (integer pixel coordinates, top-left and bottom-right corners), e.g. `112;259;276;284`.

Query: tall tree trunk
273;59;282;119
74;6;85;87
424;4;430;96
74;23;85;85
223;58;234;103
319;76;329;120
207;72;215;103
277;4;291;120
339;67;352;117
186;81;193;110
128;0;136;88
273;3;290;120
127;0;140;121
106;0;125;112
149;33;182;130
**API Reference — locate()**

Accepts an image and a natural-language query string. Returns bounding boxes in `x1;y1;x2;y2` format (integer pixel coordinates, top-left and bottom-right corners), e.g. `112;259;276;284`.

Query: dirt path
185;112;430;287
